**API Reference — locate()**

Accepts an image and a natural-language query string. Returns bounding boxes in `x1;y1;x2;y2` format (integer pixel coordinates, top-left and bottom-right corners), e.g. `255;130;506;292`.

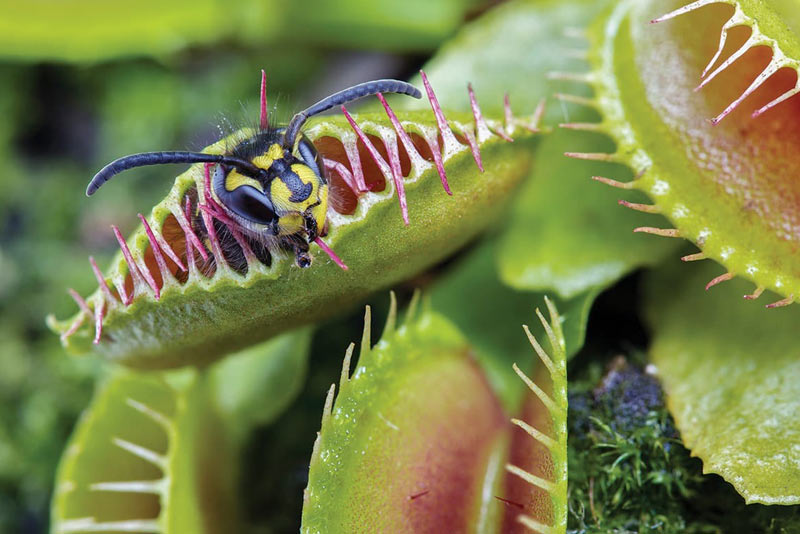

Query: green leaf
645;260;800;504
501;298;568;534
0;0;240;62
302;303;510;532
282;0;477;51
0;0;474;62
585;0;800;306
49;94;541;369
430;240;595;411
209;327;312;444
302;298;570;533
51;369;238;533
498;127;679;298
399;0;606;117
399;0;678;298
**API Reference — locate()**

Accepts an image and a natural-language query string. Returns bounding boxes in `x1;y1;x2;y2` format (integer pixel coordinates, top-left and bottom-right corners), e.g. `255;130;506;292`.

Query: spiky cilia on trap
53;67;543;358
86;71;422;270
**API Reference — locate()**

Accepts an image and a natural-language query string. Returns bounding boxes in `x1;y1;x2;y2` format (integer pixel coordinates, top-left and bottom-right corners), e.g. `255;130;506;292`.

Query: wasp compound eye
226;184;278;226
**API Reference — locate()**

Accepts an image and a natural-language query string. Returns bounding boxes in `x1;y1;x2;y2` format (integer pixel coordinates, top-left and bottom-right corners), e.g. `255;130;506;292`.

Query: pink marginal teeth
74;76;536;340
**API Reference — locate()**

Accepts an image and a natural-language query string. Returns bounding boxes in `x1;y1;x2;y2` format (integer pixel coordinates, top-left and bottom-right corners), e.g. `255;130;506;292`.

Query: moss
567;356;800;534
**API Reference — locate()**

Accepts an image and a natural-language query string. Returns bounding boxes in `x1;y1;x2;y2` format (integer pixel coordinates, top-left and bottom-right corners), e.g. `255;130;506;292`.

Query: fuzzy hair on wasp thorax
86;71;422;269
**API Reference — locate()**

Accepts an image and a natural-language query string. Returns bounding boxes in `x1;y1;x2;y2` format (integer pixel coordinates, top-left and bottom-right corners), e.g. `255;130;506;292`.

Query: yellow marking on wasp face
270;177;296;212
269;163;322;212
251;143;284;171
291;164;320;196
277;213;304;236
225;169;263;193
288;164;327;230
311;183;328;230
268;143;283;160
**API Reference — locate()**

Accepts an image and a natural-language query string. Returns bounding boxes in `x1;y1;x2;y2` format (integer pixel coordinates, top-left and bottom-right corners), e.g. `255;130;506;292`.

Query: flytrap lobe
48;71;543;369
558;0;800;308
301;295;567;533
652;0;800;124
50;370;236;534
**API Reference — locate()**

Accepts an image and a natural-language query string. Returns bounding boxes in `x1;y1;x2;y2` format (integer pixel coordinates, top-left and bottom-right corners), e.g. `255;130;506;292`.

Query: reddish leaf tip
705;272;734;291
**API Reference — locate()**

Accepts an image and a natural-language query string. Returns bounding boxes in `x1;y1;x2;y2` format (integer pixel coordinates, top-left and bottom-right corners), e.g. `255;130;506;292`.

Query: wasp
87;77;422;268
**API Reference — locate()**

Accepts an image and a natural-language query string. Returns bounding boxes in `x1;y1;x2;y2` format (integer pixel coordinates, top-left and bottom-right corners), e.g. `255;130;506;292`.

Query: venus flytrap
548;0;800;502
47;76;543;369
646;261;800;505
651;0;800;124
50;329;311;534
50;370;237;534
404;0;680;302
302;297;511;533
572;0;800;307
301;295;568;533
38;0;800;530
503;298;568;534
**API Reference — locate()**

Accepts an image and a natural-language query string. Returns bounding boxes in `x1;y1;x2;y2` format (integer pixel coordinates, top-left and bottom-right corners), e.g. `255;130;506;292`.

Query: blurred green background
0;1;482;531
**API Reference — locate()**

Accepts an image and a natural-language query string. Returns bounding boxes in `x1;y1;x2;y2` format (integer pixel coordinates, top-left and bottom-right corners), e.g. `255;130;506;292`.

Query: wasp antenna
86;151;263;196
282;79;422;151
87;152;222;196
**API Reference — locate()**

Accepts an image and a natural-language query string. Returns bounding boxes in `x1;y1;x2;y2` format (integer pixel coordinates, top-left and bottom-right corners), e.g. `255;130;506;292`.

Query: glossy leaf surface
209;327;312;443
51;370;236;533
646;261;800;504
302;300;569;533
586;0;800;306
400;0;677;298
431;241;594;412
302;305;509;533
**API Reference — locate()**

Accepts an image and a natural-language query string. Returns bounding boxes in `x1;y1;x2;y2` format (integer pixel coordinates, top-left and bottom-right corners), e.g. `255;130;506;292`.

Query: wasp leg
293;238;312;268
295;251;312;268
278;234;312;268
303;210;319;242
